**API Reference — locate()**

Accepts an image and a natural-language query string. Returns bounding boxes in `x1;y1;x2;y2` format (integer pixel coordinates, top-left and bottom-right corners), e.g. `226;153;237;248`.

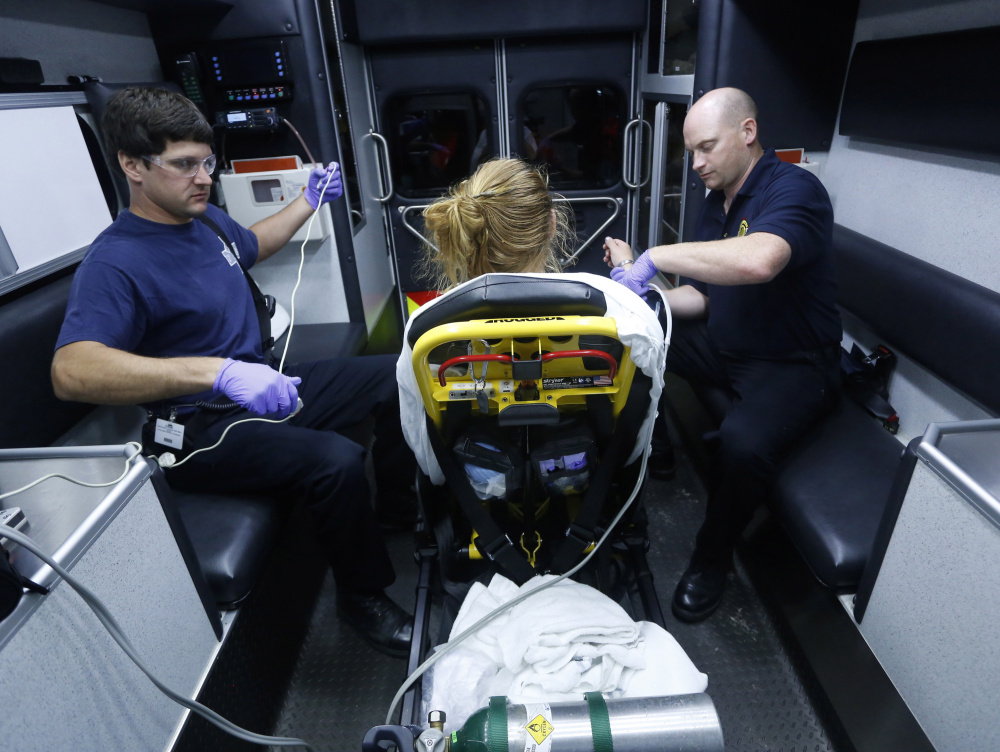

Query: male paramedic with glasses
51;86;415;657
605;87;842;623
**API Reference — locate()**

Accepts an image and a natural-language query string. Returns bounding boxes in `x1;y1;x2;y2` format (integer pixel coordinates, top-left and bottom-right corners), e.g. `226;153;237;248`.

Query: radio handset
175;53;206;108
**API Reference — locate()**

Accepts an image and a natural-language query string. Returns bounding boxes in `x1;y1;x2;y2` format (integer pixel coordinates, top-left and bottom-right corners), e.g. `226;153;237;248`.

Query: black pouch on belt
0;542;48;622
530;417;598;498
452;424;523;501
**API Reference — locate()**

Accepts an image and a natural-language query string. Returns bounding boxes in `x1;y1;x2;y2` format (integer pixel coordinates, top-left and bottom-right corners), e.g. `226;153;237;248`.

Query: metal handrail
369;129;394;203
399;195;621;266
554;196;621;265
399;204;436;251
635;119;653;188
622;118;641;189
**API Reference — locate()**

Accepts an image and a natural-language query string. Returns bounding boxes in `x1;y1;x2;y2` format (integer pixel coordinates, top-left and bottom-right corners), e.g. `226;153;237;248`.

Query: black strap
196;214;274;355
425;414;536;585
1;543;48;621
841;344;900;434
549;373;652;575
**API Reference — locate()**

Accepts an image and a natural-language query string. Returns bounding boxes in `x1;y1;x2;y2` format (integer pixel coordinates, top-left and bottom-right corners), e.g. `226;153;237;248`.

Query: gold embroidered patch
738;219;749;237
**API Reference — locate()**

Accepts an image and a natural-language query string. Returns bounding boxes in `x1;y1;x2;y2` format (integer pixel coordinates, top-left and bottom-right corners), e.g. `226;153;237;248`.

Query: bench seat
1;264;368;610
773;398;902;589
677;223;1000;592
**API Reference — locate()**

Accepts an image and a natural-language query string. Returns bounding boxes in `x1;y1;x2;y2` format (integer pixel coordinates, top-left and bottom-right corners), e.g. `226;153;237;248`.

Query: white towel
424;574;708;732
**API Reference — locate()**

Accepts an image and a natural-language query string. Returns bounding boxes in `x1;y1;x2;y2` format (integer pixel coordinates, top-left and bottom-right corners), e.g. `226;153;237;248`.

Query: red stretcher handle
438;354;513;385
437;350;617;386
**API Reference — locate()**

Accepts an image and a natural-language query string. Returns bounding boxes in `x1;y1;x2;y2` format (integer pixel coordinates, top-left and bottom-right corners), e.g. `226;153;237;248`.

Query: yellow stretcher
403;274;663;585
410;313;641;431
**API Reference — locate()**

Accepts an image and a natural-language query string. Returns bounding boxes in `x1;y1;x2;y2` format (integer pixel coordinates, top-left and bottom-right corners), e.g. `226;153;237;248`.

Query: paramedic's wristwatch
615;258;634;268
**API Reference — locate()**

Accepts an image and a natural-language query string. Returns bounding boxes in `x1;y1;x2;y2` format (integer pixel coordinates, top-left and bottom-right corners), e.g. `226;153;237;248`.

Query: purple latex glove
610;250;658;297
304;162;343;209
213;359;302;418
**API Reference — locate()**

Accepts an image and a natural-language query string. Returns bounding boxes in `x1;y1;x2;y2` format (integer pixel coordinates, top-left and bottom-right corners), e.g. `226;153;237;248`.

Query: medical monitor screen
209;40;289;87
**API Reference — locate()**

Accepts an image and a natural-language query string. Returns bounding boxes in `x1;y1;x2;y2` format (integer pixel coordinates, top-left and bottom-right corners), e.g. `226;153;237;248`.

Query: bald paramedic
605;87;841;622
51;86;415;656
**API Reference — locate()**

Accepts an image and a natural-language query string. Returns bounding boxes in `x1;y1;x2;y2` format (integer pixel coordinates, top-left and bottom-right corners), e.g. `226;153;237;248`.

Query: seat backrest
406;274;608;348
833;224;1000;415
0;272;95;449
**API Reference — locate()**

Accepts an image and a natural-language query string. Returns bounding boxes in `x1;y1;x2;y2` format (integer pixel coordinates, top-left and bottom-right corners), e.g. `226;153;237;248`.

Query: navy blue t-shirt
685;149;841;357
56;204;262;407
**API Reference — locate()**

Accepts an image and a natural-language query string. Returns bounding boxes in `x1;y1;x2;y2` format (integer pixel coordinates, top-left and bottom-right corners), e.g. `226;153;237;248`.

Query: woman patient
419;157;574;287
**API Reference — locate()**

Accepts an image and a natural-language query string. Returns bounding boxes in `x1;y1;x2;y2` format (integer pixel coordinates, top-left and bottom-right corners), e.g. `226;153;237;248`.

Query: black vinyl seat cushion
171;489;286;609
688;377;903;590
773;398;903;589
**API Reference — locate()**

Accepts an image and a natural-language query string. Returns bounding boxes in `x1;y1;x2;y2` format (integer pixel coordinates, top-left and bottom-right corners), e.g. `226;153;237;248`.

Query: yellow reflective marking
526;715;554;744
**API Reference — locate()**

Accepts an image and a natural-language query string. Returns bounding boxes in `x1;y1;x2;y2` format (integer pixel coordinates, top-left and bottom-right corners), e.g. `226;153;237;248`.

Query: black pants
145;355;416;593
661;319;841;569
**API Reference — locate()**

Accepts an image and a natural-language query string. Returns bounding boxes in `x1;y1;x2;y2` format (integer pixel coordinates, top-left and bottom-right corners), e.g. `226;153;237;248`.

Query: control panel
215;107;279;131
205;39;293;103
175;53;206;107
223;84;292;105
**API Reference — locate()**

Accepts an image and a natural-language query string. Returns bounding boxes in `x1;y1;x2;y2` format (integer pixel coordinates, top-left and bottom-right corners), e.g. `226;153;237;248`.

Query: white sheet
424;574;708;731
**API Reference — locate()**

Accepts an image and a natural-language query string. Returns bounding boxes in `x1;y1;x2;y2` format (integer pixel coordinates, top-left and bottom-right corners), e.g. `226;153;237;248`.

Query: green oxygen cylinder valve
417;710;447;752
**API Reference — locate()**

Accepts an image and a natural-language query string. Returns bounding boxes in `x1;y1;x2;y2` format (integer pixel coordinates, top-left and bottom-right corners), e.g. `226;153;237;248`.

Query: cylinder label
523;702;554;752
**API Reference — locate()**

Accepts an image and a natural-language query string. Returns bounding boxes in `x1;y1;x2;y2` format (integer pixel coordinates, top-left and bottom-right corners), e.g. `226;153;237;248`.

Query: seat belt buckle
481;533;515;562
564;521;594;548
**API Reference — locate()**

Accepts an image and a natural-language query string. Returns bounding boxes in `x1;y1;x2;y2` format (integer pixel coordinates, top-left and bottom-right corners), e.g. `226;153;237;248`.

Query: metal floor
269;448;843;752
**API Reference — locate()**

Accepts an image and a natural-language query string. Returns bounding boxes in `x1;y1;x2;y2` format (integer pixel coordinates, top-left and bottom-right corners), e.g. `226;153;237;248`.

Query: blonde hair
420;158;575;290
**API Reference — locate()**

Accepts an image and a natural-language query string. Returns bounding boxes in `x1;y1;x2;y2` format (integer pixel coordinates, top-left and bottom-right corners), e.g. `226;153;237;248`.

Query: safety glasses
142;153;218;178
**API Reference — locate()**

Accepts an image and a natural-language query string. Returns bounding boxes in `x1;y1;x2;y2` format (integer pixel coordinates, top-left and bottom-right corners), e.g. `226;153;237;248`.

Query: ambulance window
386;92;492;198
662;0;700;76
520;84;623;191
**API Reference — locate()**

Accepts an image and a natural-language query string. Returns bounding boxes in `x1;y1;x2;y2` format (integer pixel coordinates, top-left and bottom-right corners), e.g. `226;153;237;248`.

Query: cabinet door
369;41;499;311
505;35;636;277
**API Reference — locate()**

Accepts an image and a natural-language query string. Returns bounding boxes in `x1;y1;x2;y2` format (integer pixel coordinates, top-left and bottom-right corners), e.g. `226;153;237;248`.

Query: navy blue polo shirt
56;204;262;408
685;149;841;357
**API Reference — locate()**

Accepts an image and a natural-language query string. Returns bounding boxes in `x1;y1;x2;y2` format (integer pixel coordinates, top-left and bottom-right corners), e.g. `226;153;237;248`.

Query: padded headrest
83;80;184;135
0;273;94;449
406;274;608;347
833;224;1000;415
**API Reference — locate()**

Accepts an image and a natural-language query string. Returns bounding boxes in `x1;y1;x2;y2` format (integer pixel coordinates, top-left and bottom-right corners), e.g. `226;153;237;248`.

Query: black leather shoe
648;444;676;481
375;506;418;532
337;590;413;658
375;494;419;532
671;564;728;622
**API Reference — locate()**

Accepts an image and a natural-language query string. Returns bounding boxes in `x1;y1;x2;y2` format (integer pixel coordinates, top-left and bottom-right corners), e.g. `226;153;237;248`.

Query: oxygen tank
422;694;724;752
